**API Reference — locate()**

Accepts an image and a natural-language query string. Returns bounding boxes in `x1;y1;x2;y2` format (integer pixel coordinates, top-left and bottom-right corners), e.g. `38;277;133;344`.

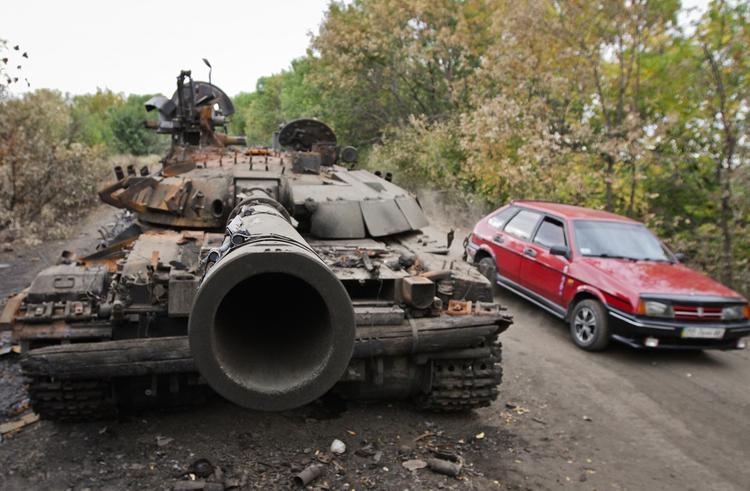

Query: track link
419;343;503;411
28;378;116;421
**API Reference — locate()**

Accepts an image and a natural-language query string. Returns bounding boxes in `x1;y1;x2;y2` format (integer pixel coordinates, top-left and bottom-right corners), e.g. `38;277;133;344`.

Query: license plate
681;327;725;339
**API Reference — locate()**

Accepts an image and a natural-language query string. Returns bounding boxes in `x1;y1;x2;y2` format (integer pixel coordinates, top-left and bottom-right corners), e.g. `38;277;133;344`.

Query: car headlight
722;304;749;321
638;300;674;318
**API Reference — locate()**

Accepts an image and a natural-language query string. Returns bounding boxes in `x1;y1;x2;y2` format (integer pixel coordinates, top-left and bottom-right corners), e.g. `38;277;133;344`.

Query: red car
466;200;750;351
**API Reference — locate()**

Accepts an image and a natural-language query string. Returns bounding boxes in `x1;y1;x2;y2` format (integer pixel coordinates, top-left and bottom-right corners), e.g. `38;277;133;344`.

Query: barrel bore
213;272;333;390
189;245;355;411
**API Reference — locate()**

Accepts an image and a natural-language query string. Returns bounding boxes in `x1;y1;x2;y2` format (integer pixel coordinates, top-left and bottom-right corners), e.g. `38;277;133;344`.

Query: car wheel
570;299;610;351
477;257;497;284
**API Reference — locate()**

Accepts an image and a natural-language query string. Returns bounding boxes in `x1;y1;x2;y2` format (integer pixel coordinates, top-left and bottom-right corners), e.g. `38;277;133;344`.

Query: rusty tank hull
3;71;511;420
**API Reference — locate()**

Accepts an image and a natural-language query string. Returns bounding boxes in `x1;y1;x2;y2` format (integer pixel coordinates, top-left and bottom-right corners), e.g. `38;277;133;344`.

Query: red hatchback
466;201;750;351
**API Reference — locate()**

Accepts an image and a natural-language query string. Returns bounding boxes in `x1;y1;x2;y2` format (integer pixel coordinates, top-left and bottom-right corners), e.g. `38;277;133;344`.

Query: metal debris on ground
402;459;428;471
156;435;174;447
293;464;323;487
172;481;206;491
427;457;463;477
0;412;39;437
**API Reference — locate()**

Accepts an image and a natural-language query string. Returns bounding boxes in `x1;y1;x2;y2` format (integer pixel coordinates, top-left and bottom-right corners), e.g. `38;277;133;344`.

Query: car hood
580;258;744;301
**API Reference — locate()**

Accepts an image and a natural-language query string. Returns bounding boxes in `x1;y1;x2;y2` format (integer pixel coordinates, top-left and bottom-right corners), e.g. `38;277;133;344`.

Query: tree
108;94;167;155
692;0;750;286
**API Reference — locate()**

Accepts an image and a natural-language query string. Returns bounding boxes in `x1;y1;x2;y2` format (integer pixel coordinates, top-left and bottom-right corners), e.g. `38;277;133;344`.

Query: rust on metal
446;300;472;316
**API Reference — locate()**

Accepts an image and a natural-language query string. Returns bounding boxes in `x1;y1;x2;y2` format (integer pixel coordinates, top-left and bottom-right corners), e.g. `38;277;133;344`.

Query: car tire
477;256;497;284
569;299;610;351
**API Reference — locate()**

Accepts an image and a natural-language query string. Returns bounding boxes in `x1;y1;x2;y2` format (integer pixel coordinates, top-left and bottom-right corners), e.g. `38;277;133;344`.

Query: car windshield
573;220;671;261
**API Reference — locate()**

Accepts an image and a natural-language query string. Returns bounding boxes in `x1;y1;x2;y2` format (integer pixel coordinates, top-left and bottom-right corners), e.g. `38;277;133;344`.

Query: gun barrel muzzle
188;198;355;411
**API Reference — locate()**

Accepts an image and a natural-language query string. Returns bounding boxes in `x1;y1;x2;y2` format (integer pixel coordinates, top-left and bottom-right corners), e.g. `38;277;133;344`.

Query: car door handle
523;247;537;258
492;235;504;244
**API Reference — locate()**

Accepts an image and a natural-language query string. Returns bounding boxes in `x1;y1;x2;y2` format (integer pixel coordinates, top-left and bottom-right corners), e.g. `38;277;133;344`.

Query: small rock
582;416;592;422
579;473;588;482
402;459;428;471
2;244;13;252
475;432;485;440
330;439;346;454
355;445;375;458
373;451;383;463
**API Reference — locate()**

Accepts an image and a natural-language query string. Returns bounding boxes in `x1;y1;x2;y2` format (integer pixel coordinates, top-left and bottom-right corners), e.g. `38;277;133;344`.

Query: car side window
534;217;566;248
488;206;518;229
504;210;542;240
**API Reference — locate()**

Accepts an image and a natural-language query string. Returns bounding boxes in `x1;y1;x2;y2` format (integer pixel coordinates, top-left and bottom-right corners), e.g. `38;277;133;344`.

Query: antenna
202;58;212;85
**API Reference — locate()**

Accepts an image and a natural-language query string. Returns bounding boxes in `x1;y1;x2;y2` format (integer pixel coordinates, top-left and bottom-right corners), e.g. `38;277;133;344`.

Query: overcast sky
2;0;709;98
1;0;332;97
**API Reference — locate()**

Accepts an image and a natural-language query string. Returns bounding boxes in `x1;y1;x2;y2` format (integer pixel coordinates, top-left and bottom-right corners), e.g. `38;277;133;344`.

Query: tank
2;70;512;420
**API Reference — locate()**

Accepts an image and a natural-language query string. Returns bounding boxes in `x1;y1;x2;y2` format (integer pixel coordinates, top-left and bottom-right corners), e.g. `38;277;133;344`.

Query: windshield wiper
591;253;638;261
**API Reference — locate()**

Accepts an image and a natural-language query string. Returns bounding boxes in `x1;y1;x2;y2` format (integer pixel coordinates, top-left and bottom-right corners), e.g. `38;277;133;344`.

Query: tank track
419;343;503;411
28;378;116;421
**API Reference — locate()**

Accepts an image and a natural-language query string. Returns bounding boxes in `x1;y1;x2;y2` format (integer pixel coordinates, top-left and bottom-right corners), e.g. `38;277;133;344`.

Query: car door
519;215;569;306
496;209;543;283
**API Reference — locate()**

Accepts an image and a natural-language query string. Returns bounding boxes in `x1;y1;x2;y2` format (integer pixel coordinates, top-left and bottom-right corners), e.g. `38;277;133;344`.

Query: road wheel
477;256;497;284
569;299;610;351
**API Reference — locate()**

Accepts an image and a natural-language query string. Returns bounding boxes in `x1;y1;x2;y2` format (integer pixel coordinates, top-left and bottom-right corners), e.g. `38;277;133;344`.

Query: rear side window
504;210;542;240
534;218;566;248
488;206;518;229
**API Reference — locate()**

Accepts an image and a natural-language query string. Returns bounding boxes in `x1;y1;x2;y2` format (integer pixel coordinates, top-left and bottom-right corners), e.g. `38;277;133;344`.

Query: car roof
511;200;640;223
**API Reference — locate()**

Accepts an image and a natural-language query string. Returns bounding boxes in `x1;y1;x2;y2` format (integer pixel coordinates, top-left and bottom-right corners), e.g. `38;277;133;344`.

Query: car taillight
744;304;750;320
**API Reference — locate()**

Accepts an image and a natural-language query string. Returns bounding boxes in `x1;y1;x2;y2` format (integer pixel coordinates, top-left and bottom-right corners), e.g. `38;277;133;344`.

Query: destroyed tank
2;70;512;420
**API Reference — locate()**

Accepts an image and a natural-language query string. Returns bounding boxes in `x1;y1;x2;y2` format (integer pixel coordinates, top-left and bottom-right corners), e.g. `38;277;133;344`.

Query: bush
0;90;108;242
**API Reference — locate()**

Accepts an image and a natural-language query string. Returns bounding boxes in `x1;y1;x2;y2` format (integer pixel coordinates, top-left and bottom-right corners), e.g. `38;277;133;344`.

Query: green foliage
232;58;327;145
108;94;167;156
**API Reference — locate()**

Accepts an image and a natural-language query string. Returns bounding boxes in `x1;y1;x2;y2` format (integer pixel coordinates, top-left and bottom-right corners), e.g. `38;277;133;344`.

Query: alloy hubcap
574;307;597;344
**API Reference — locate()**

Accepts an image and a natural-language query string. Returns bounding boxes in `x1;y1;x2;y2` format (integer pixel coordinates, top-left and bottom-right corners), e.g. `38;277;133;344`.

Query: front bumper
607;307;750;350
466;242;479;262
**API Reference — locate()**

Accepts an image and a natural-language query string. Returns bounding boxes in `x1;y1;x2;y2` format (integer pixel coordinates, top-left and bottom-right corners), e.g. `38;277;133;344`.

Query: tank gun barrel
188;196;355;411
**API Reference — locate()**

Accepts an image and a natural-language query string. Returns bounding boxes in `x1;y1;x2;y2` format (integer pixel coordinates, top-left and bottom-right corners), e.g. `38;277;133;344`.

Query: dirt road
0;210;748;490
488;288;750;491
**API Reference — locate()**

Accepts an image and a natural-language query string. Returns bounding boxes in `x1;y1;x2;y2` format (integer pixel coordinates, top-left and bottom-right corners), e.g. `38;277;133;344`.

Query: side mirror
673;252;687;262
550;245;571;259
